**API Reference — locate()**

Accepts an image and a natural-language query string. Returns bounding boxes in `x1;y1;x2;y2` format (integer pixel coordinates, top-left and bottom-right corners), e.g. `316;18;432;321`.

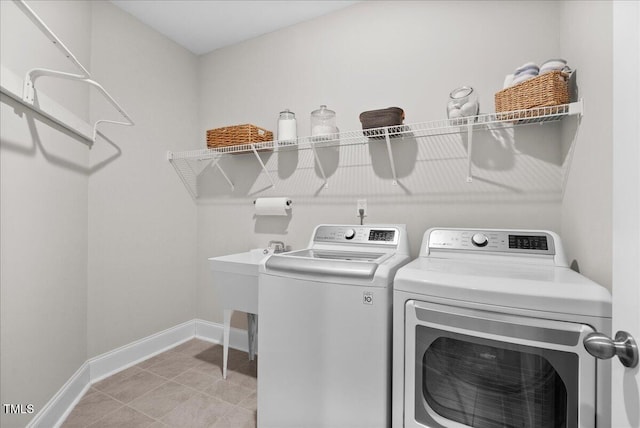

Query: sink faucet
267;240;286;253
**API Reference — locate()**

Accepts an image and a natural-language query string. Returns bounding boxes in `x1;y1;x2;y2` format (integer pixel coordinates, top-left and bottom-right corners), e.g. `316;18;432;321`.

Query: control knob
471;233;488;247
344;229;356;240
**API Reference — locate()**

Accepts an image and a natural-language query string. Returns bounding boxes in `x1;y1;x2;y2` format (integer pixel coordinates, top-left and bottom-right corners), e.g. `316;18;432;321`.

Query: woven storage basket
495;71;569;119
206;124;273;152
359;107;405;139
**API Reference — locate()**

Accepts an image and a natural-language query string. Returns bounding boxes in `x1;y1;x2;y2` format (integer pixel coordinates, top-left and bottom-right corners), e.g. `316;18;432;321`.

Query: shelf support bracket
7;0;134;144
167;151;200;199
213;160;235;191
167;150;234;197
384;129;398;185
251;144;275;188
197;155;235;191
310;143;328;188
561;113;583;198
23;68;134;141
466;123;474;183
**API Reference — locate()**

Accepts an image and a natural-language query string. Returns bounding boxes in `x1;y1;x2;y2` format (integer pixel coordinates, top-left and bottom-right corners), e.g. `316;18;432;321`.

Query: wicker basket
495;71;569;119
206;124;273;152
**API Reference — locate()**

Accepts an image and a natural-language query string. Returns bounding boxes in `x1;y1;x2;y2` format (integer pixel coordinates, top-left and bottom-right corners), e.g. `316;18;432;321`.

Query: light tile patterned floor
62;339;257;428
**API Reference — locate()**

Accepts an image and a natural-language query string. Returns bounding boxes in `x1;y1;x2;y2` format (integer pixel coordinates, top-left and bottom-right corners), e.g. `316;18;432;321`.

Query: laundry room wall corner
559;0;613;289
87;0;199;358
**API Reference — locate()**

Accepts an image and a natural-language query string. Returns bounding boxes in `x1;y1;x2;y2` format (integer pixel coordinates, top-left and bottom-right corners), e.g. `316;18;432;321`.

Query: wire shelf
168;101;583;198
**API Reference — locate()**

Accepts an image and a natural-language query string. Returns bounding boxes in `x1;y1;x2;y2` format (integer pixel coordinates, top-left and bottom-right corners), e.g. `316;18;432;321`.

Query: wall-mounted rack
168;101;583;199
0;0;134;146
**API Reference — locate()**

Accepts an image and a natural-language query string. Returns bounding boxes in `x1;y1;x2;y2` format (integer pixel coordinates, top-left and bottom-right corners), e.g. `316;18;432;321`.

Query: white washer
258;224;410;428
392;228;612;428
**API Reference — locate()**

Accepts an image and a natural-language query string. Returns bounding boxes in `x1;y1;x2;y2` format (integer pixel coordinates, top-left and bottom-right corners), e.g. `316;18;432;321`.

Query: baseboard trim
26;362;90;428
194;318;251;353
27;318;248;428
89;319;196;383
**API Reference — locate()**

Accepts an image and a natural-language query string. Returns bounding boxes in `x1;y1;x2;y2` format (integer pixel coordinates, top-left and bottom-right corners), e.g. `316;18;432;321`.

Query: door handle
583;331;638;368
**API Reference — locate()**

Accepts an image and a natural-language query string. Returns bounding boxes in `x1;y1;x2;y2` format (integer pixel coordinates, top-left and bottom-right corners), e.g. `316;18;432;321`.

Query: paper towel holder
253;199;292;206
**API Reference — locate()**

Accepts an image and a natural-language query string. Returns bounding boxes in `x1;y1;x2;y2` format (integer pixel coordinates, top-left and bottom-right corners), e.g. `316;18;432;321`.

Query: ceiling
110;1;358;56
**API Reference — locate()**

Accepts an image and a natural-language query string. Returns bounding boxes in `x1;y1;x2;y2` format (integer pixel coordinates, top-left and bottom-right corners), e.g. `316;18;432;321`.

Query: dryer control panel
427;229;556;255
314;225;400;246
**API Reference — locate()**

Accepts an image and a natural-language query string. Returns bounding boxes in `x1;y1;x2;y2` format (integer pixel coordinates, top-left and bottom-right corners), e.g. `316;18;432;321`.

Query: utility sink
208;249;272;313
208;248;270;278
208;248;273;378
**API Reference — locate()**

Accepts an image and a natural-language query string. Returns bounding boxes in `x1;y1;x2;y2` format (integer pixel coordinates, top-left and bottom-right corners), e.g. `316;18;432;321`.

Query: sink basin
208;248;271;277
208;249;272;314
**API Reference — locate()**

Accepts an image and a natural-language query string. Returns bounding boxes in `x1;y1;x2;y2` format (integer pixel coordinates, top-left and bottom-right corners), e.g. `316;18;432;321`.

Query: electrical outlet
357;199;367;217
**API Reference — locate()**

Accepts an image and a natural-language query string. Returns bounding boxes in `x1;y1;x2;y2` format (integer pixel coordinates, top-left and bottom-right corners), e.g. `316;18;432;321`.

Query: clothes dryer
392;228;612;428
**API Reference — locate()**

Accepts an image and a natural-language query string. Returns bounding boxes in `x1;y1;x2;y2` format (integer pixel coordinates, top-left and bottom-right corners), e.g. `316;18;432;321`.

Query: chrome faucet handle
268;240;285;253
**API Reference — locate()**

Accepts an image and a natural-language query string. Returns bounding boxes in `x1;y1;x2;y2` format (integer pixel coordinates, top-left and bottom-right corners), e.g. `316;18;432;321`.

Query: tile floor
62;339;257;428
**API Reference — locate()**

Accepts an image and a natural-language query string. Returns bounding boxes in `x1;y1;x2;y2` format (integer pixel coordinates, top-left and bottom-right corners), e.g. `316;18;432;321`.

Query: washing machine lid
394;257;612;318
265;249;391;279
286;249;387;261
261;224;410;282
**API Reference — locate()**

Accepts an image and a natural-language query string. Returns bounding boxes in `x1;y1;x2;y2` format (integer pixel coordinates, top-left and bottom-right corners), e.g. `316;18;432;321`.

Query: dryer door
404;300;596;428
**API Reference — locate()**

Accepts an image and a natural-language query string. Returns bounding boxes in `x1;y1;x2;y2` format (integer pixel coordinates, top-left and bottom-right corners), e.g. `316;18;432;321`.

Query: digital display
509;235;548;250
369;230;395;242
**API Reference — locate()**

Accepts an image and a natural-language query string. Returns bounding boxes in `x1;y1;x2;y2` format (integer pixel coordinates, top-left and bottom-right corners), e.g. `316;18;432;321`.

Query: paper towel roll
254;197;291;216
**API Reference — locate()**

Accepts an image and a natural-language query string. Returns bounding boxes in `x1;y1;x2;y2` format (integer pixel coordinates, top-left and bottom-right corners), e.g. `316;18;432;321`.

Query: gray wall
86;1;199;359
559;1;612;289
0;2;91;427
1;1;199;425
195;0;577;326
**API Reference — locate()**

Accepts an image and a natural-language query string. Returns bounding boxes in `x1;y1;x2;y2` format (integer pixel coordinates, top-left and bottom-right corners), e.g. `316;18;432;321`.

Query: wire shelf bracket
309;143;329;188
384;129;399;185
0;0;134;146
167;149;235;198
459;101;584;182
250;144;275;189
167;143;277;198
466;123;474;182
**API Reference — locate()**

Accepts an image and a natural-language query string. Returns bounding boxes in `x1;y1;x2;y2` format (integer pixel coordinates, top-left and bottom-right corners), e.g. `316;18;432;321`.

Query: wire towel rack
0;0;134;145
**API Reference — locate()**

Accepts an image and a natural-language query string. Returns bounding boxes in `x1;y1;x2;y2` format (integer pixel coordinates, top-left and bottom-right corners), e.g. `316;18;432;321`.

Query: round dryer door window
422;336;571;427
405;301;598;428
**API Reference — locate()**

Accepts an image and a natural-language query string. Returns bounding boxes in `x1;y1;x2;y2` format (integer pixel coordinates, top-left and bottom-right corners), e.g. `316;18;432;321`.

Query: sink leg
247;313;258;361
223;309;232;379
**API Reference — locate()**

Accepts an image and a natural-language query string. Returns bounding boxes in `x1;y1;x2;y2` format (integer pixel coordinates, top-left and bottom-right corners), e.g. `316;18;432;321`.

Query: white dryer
392;228;612;428
258;224;410;428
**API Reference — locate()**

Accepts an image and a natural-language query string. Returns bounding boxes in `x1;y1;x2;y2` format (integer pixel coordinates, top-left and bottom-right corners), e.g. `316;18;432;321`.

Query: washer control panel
428;229;555;255
314;225;399;246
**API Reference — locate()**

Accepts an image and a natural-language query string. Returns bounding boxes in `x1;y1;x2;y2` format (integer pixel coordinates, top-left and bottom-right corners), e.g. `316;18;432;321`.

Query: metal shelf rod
13;0;90;77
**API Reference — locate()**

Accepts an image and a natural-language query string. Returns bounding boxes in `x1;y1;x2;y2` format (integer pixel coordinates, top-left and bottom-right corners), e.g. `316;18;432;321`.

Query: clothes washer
258;224;410;428
392;228;612;428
